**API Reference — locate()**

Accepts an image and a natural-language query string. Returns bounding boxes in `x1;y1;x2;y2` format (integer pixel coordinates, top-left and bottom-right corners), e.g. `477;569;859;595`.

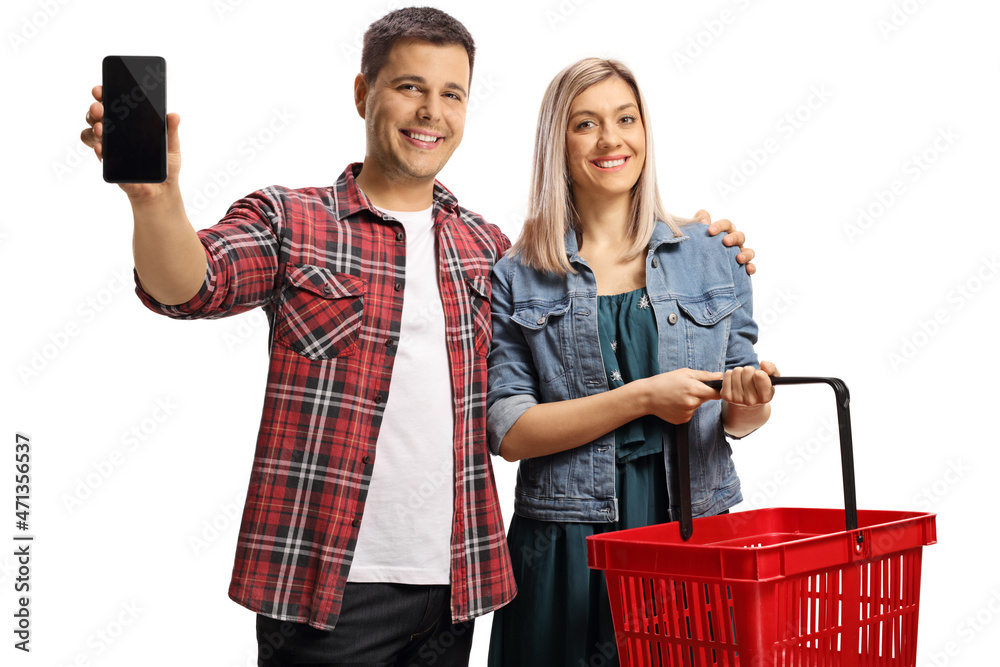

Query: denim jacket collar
564;225;583;267
648;220;690;251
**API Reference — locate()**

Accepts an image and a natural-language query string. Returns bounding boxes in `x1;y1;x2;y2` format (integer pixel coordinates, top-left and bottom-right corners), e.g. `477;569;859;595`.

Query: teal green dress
488;287;670;667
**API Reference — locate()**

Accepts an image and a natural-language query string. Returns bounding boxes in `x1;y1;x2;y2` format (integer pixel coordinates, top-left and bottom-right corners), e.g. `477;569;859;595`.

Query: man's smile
400;128;444;148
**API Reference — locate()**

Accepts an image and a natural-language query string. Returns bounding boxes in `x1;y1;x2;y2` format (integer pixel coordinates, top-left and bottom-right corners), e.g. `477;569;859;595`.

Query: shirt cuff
487;394;538;457
133;263;214;317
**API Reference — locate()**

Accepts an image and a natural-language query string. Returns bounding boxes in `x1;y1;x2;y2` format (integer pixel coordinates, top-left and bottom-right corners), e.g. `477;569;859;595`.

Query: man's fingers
693;209;711;224
723;230;746;248
713;217;735;233
81;121;102;146
82;92;105;155
80;124;103;158
736;245;756;274
83;101;105;153
166;112;181;155
708;218;738;238
88;101;104;124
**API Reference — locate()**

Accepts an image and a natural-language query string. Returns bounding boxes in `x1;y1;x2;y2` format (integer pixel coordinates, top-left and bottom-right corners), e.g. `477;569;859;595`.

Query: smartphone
102;55;167;183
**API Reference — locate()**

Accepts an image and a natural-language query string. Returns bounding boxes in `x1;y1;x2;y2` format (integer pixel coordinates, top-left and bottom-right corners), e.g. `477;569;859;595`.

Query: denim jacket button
668;312;678;325
651;256;659;268
536;316;546;325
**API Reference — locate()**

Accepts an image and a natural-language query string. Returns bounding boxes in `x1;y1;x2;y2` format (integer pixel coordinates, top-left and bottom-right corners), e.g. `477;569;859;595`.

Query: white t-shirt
347;205;455;584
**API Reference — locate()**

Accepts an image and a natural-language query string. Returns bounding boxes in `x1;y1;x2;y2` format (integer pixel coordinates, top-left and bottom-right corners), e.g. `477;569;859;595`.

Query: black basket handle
676;376;857;541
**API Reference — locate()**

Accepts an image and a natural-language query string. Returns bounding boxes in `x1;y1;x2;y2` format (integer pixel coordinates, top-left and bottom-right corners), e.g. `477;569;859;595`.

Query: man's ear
354;74;369;119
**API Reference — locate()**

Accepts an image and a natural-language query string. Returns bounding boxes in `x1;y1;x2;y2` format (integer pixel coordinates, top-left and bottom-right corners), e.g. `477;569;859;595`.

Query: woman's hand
720;362;779;406
640;368;723;424
721;361;779;437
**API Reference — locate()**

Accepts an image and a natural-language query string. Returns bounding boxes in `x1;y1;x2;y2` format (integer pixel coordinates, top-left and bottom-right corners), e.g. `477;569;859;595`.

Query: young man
80;7;754;665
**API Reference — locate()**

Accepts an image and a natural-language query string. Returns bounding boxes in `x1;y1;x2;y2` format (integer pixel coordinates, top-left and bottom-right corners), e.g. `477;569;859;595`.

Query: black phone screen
102;56;167;183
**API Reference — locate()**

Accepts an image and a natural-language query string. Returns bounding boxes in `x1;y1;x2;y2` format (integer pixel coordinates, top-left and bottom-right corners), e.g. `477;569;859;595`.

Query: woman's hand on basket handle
721;362;779;438
641;368;723;425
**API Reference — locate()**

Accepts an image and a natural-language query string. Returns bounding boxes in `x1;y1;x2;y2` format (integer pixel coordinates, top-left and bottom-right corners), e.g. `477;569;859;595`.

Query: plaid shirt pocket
466;273;492;357
274;264;367;360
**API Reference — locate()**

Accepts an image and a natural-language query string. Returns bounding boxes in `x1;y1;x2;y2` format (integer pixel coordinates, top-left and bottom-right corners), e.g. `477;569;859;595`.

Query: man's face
356;39;470;187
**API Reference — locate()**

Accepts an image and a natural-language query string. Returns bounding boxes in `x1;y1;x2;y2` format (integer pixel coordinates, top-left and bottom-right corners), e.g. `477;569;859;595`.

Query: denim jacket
487;221;759;523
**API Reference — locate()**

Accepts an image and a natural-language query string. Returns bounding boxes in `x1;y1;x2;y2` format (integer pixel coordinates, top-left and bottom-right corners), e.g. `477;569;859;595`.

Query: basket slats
590;509;935;667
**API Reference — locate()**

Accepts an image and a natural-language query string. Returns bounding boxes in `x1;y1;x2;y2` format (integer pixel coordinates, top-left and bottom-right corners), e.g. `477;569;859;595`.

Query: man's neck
354;160;436;212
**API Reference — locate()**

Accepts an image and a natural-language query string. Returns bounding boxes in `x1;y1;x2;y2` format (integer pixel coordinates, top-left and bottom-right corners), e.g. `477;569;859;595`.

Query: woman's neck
574;190;632;255
573;191;645;295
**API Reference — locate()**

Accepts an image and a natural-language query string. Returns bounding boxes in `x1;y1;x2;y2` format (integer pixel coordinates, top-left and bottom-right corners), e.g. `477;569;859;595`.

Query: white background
2;0;998;665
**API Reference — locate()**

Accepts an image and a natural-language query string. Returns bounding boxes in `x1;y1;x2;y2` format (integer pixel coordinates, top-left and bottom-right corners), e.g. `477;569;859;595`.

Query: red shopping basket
587;377;937;667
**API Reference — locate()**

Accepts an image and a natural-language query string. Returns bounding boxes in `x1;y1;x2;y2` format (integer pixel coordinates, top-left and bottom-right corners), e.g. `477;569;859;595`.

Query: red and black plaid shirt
136;164;515;629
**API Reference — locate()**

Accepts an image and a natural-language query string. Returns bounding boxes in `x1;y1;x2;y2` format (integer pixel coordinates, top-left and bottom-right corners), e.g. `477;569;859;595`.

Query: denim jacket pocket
274;264;367;360
675;290;740;326
466;274;492;357
511;300;572;385
674;290;740;371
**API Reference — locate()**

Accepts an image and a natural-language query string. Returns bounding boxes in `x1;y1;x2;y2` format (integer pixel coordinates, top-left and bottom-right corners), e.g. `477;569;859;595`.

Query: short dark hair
361;7;475;85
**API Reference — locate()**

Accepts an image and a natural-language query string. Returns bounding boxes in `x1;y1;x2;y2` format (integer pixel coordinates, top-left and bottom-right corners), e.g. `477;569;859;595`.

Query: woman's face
565;76;646;201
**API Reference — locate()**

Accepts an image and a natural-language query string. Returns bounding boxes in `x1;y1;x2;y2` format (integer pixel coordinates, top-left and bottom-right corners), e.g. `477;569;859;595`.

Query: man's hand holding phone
81;59;206;307
81;85;181;201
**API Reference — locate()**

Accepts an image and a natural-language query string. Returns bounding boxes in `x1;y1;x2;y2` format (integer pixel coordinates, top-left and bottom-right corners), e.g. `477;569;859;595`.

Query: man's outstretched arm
82;84;205;305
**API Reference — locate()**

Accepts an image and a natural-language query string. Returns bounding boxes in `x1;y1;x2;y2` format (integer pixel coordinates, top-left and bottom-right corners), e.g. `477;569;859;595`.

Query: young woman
486;58;777;666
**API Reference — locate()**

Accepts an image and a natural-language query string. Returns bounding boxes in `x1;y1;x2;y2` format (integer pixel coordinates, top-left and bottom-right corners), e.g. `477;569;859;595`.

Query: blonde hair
512;58;689;275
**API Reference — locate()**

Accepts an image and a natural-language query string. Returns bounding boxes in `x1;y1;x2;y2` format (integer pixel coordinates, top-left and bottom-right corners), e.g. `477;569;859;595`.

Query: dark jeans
256;582;474;667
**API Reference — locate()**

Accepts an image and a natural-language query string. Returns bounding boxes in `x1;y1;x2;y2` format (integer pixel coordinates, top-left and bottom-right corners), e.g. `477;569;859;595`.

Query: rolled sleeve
487;394;538;457
133;261;212;316
134;190;283;320
486;255;541;456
